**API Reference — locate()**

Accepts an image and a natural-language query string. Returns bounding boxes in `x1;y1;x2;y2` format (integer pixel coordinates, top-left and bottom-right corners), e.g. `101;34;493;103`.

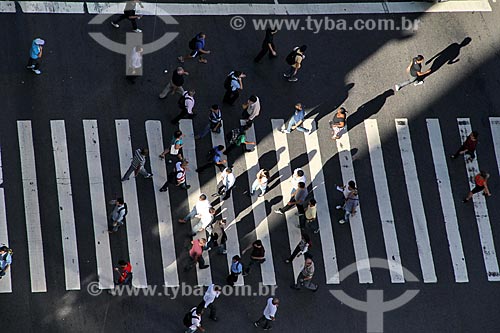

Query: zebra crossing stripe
490;118;500;178
83;120;114;289
0;144;12;293
18;1;84;13
17;121;47;292
395;118;437;283
115;120;148;288
457;118;500;281
50;120;81;290
179;120;212;286
426;119;468;283
364;119;405;283
335;126;373;284
145;121;179;287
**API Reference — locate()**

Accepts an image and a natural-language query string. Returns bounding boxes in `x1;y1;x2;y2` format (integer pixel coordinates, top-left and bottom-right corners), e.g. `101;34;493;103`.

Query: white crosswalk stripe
490;118;500;178
0;144;12;293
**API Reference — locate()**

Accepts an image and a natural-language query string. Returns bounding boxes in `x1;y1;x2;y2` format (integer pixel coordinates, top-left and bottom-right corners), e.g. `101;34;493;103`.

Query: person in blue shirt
178;33;211;64
196;145;227;173
223;71;246;105
226;255;243;286
0;246;12;279
282;103;310;134
26;38;45;75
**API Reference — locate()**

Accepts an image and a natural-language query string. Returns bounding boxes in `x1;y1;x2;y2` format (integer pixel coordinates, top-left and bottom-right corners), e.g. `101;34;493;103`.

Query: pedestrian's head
34;38;45;46
266;28;278;34
217;145;225;151
188;89;196;96
0;246;7;254
135;45;144;53
416;55;424;62
211;104;219;111
118;260;128;267
199;238;207;246
295;103;303;111
214;285;222;292
174;130;183;138
232;255;240;262
479;171;490;179
471;131;479;139
348;180;356;189
254;240;263;247
296;169;304;177
272;298;280;305
301;233;310;243
176;66;184;74
209;207;216;215
116;197;124;205
199;194;207;201
141;148;149;156
248;95;257;103
299;45;307;52
305;258;313;266
226;168;232;174
197;32;206;39
309;198;316;207
240;124;251;132
338;107;347;115
182;160;189;167
298;182;306;189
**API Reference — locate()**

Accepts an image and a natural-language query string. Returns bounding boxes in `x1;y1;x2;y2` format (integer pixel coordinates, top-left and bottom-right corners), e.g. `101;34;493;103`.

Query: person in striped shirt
121;148;153;181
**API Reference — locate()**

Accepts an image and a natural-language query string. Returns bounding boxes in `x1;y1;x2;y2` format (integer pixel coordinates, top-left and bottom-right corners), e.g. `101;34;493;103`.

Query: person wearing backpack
223;71;246;106
184;305;205;333
178;32;211;64
108;198;128;234
171;90;196;124
283;45;307;82
0;246;12;279
224;124;256;155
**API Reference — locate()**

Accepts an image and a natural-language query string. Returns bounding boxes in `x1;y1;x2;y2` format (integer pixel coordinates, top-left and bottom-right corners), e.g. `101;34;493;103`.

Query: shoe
245;149;253;152
26;65;35;69
281;129;290;134
133;29;142;33
199;265;209;269
177;56;184;63
121;178;129;182
185;185;191;189
284;259;290;263
221;250;227;254
336;186;343;192
242;273;248;277
462;198;470;203
339;219;346;224
258;193;264;197
254;322;260;328
313;229;320;234
145;174;153;178
394;84;400;91
450;155;456;159
295;212;304;216
288;77;298;82
159;188;167;192
263;328;272;331
414;81;424;86
178;219;187;223
335;205;342;210
283;73;290;78
274;209;284;215
111;21;119;28
32;69;41;75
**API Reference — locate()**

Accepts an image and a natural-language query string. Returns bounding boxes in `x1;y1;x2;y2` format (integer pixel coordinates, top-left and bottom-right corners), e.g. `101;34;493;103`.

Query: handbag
170;143;179;155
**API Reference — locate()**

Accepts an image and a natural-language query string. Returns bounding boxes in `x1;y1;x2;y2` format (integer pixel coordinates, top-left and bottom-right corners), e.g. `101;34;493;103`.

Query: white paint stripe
19;1;84;13
301;119;340;284
395;119;437;283
387;0;491;12
50;120;81;290
271;120;303;282
241;122;276;285
457;118;500;281
211;126;243;286
0;1;15;12
83;120;114;289
17;121;47;293
426;119;468;283
145;121;179;287
179;120;212;286
490;118;500;178
364;119;404;283
335;126;372;284
0;144;12;293
115;120;148;288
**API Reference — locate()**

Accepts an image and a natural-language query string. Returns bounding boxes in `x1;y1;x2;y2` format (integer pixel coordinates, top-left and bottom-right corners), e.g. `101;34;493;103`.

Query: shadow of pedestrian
347;89;395;131
425;37;472;74
306;83;355;123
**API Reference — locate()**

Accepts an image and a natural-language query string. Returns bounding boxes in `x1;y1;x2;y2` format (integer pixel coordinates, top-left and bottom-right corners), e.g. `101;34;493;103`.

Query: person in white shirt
250;169;269;197
191;207;215;236
179;194;211;224
290;168;306;194
254;297;279;330
241;95;261;126
198;284;221;321
127;46;143;83
172;90;196;124
219;167;236;200
185;306;204;333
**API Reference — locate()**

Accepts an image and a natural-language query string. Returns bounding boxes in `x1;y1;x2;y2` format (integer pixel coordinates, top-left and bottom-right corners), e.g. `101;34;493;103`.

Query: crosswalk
2;116;500;293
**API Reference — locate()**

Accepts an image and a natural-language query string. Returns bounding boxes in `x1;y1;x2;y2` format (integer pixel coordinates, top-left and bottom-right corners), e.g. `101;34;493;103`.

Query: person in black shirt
159;67;189;99
254;28;278;63
110;0;144;33
242;240;266;276
395;55;431;91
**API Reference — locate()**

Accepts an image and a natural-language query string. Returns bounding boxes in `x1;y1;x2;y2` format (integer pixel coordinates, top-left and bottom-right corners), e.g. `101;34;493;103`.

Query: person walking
121;148;153;181
159;160;191;192
304;199;319;234
250;169;269;197
114;260;133;286
336;181;359;224
184;238;210;271
191;208;216;237
283;45;307;82
329;107;347;140
195;105;223;140
27;38;45;75
0;246;12;279
284;233;311;263
254;28;278;63
291;256;318;291
171;90;196;124
290;168;306;194
394;55;431;91
108;197;128;233
241;95;261;126
282;103;310;134
178;32;211;64
179;193;211;224
196;145;227;173
126;46;143;83
198;284;221;321
242;240;266;276
275;182;308;216
226;255;243;286
254;297;279;330
159;130;184;163
111;0;144;33
451;131;478;162
206;217;227;254
223;71;246;105
463;171;491;203
159;66;188;99
217;167;236;200
224;124;256;155
183;306;205;333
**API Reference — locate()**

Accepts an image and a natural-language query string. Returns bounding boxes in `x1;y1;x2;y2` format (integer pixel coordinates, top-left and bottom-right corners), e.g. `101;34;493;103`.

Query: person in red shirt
463;171;491;203
115;260;133;285
184;238;209;271
451;131;478;162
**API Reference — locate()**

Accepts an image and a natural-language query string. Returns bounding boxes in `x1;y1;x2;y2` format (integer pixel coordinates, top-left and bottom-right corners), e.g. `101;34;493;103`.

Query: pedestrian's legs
184;256;195;271
223;89;233;104
184;207;197;222
122;164;135;181
279;203;293;214
296;125;309;133
129;17;138;30
297;203;305;216
344;210;351;223
197;255;206;267
396;75;417;89
137;166;150;178
222;186;232;200
262;318;273;329
113;14;127;24
208;302;217;319
254;47;268;62
159;81;173;99
195;123;211;139
27;57;39;69
171;109;187;124
286;118;297;132
251;179;259;195
255;315;268;327
192;221;204;234
307;218;319;233
287;245;301;262
224;143;236;155
244;259;255;275
284;66;295;78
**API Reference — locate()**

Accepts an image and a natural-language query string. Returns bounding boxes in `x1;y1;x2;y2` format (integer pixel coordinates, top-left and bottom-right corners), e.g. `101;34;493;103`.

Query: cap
34;38;45;45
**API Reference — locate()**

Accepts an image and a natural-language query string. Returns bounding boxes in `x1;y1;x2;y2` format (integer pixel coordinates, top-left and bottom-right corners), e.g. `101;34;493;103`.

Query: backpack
188;36;198;50
229;128;242;145
286;47;300;65
0;247;13;260
224;72;235;90
183;308;198;327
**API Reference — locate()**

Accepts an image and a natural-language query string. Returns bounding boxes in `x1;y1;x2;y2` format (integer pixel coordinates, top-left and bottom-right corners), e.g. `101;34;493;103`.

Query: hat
34;38;45;45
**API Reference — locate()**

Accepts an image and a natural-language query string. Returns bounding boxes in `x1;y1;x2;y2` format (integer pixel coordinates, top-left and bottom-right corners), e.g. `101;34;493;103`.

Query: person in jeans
254;297;279;330
108;198;127;233
179;194;211;224
304;199;319;234
451;131;478;162
463;171;491;203
282;103;310;134
250;169;269;197
242;240;266;276
195;104;222;139
121;148;153;181
0;246;12;279
275;182;308;216
159;66;188;99
26;38;45;75
394;55;431;91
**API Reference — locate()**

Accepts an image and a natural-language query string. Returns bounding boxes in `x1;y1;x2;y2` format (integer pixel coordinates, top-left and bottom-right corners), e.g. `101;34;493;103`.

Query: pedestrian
184;238;210;271
226;255;243;286
191;208;216;237
223;71;246;105
304;199;319;234
241;95;261;126
126;46;143;83
108;197;128;233
110;0;144;33
159;66;188;99
0;246;12;279
121;148;153;181
183;305;205;333
283;45;307;82
250;169;269;197
329;107;347;140
171;90;196;124
463;171;491;203
160;160;191;192
159;130;184;163
206;217;228;254
195;104;223;140
254;28;278;63
114;260;133;285
451;131;478;162
26;37;45;75
196;145;227;173
254;297;279;330
242;240;266;276
179;193;211;224
224;124;256;155
275;182;308;216
336;181;359;224
291;256;318;291
284;233;311;263
218;167;236;200
394;55;431;91
198;284;221;321
290;168;306;194
178;32;211;64
281;103;310;134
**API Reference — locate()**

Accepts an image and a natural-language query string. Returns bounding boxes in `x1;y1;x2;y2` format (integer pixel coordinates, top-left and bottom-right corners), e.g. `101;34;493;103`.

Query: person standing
275;182;308;216
241;95;261;126
336;181;359;224
284;233;311;263
218;167;236;200
394;55;431;91
191;207;216;236
160;160;191;192
184;306;205;333
242;240;266;276
0;246;12;279
451;131;478;162
111;0;144;33
250;169;269;197
196;145;227;173
171;90;196;124
206;217;227;254
254;28;278;63
184;238;209;271
195;105;223;140
304;199;319;234
179;193;211;224
26;38;45;75
283;45;307;82
126;46;143;83
329;107;347;140
159;130;184;163
198;284;221;321
224;125;256;155
121;148;153;181
226;255;243;286
114;260;133;285
463;171;491;203
223;71;246;105
178;32;211;64
282;103;310;134
291;256;317;291
108;197;128;233
159;66;188;99
254;297;279;330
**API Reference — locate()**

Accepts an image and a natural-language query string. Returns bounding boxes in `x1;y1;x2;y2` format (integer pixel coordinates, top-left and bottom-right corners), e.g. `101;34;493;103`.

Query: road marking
395;119;437;283
0;144;12;293
83;120;114;289
115;120;148;288
145;121;179;287
335;126;372;284
364;119;404;283
490;118;500;178
457;118;500;281
19;1;85;13
426;119;468;283
17;121;47;293
50;120;81;290
179;120;212;286
0;1;15;12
